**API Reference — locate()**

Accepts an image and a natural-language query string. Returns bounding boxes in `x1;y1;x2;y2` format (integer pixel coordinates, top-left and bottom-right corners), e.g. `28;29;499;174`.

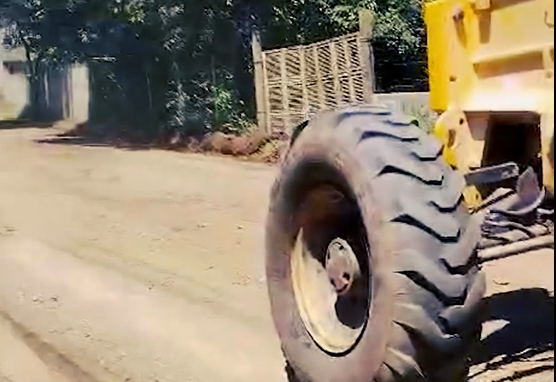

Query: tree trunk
28;74;42;119
231;0;256;117
21;36;45;121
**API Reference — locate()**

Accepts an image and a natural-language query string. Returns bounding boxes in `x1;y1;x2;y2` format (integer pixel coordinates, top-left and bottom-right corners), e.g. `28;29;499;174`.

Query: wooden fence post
358;8;376;103
251;27;268;133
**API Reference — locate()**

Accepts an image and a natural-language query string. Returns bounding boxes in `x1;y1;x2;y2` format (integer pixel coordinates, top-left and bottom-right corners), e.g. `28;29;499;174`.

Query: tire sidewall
266;122;397;382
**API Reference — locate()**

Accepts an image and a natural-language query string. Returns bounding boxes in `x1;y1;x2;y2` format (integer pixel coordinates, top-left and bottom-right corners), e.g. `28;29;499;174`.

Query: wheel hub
289;186;371;355
325;238;361;296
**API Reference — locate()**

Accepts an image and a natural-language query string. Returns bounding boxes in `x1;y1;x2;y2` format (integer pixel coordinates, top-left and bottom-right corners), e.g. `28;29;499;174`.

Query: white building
0;28;89;122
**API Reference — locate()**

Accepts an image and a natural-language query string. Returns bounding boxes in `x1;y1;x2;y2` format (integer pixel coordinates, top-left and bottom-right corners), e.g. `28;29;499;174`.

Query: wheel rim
291;185;371;355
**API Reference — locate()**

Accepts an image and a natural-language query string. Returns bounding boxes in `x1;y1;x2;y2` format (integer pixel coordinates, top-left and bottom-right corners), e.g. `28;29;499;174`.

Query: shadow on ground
34;121;160;151
471;288;554;379
0;120;54;130
35;134;153;151
35;123;284;161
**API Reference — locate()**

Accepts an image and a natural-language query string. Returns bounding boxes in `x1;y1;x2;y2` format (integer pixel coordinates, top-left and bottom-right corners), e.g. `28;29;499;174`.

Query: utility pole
250;19;267;133
359;9;376;103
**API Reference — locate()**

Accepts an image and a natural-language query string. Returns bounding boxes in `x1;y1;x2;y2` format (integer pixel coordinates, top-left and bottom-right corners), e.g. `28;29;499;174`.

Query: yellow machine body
424;0;554;206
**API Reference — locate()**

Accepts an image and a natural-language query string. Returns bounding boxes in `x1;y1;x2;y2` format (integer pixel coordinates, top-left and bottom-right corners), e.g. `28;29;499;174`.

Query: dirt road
0;125;553;382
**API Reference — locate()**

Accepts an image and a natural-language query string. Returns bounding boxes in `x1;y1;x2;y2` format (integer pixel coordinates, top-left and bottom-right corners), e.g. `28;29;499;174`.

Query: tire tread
278;105;485;382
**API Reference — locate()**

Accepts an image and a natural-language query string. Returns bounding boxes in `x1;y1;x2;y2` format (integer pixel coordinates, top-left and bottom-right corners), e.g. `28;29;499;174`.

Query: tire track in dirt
0;127;553;382
0;236;286;382
0;310;101;382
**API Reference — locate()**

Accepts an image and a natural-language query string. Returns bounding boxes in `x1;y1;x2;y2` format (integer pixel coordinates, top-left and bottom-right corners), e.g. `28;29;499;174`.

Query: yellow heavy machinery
264;1;554;381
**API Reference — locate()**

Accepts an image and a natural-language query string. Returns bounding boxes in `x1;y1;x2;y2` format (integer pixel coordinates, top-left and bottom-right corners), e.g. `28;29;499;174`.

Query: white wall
0;28;90;122
70;64;89;123
374;92;430;113
0;62;90;122
0;67;29;119
0;65;29;120
0;28;28;119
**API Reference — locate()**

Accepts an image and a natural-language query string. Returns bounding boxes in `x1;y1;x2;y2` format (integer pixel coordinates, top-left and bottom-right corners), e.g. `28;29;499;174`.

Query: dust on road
0;126;553;382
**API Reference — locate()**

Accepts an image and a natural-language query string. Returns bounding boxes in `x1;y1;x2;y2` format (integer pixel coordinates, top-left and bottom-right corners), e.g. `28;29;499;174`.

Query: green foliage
1;0;430;137
402;101;437;132
211;82;251;134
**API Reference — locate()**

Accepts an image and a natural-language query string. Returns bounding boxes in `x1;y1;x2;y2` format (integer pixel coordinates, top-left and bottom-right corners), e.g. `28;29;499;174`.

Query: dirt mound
160;129;289;163
198;131;268;155
59;121;288;163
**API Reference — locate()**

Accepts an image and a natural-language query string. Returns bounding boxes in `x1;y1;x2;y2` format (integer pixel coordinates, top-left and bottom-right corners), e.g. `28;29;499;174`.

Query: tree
258;0;428;91
0;0;430;133
1;0;53;119
0;0;94;118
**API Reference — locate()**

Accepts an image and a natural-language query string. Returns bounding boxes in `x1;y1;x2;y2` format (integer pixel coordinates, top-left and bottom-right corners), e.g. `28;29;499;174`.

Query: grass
400;101;438;133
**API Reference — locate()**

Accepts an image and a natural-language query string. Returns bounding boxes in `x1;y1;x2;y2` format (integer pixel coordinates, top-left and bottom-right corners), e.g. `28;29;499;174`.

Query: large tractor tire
265;105;486;382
